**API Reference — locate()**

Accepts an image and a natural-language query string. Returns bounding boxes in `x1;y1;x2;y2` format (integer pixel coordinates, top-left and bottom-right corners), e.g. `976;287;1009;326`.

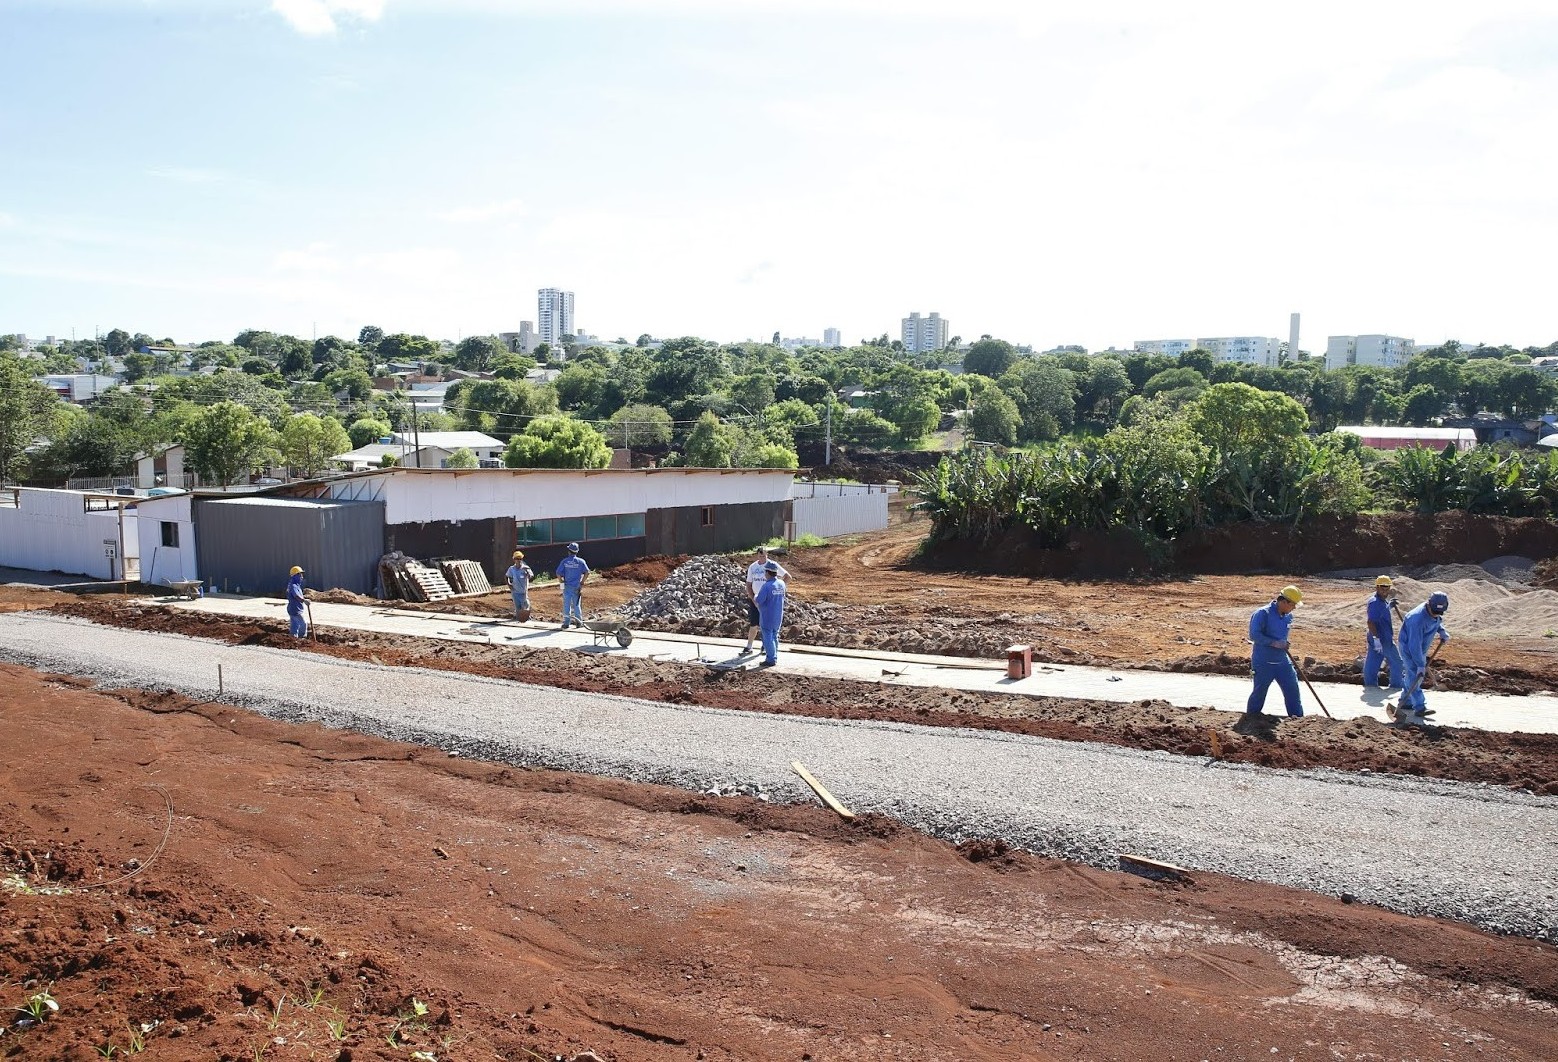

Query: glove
1369;637;1383;653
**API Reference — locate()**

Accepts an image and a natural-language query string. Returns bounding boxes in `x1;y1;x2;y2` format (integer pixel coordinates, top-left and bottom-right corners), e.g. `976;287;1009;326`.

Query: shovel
306;599;318;642
1389;642;1444;721
1287;652;1333;719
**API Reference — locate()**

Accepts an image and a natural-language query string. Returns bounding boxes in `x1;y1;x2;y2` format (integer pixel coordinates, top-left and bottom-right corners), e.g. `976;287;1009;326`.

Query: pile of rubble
616;554;835;628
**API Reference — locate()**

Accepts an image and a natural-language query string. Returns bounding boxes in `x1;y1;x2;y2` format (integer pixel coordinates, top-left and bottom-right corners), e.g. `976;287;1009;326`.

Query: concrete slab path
166;593;1558;735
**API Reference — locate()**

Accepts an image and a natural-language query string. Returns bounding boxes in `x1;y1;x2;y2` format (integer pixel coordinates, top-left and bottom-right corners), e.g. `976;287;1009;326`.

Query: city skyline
3;2;1556;351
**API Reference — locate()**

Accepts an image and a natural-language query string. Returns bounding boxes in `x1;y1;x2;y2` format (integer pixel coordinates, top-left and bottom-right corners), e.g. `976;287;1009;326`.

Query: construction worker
1247;585;1303;718
1395;592;1450;725
555;542;589;629
743;545;789;656
286;565;307;639
754;559;787;667
506;550;534;621
1364;575;1404;690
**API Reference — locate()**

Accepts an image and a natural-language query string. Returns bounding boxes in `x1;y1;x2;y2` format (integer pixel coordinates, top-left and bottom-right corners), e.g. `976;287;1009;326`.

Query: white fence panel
790;482;900;499
790;493;888;539
0;489;124;579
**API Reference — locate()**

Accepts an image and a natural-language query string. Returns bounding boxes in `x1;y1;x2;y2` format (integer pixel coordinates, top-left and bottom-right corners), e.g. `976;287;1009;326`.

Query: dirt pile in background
615;555;836;628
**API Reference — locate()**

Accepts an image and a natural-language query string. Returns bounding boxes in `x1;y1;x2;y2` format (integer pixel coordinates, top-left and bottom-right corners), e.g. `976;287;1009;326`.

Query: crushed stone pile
615;555;836;628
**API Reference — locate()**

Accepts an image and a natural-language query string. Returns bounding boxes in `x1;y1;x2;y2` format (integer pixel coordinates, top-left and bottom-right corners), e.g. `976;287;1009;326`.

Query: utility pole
823;395;832;466
410;398;422;468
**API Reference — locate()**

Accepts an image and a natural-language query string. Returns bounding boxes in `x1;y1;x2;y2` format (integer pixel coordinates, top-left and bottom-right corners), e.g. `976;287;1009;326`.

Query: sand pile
1306;557;1558;638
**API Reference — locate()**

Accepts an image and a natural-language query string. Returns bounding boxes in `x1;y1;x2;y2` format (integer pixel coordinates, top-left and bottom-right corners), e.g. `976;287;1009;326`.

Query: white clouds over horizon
270;0;384;36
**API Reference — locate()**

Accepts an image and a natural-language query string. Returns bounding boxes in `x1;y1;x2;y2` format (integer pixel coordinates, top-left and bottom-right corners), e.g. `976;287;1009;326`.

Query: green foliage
502;415;611;469
683;411;738;467
452;335;506;372
604;403;673;447
742;441;799;468
444;446;479;469
0;354;66;481
279;414;351;476
446;378;557;437
962;338;1017;378
966;389;1021;446
998;357;1077;443
347;417;391;448
181;401;280;485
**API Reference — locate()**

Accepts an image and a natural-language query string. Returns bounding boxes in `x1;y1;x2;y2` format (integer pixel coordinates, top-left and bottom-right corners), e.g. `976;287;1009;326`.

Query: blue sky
3;0;1556;352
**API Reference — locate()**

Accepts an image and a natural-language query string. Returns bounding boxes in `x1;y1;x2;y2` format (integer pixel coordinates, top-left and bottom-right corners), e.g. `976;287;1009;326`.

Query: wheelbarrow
166;579;204;600
582;620;633;648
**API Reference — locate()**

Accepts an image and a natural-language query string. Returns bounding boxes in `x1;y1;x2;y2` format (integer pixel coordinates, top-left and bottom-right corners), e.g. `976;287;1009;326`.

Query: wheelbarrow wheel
615;628;633;648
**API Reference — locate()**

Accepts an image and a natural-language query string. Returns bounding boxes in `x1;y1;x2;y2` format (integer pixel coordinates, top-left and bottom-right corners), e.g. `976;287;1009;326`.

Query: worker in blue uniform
1395;592;1450;724
1364;575;1404;690
555;542;590;629
1247;585;1303;717
286;565;308;638
754;560;787;667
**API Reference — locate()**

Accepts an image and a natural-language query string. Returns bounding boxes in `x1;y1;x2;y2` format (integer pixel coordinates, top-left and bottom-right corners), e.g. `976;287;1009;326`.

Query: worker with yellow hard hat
1364;575;1403;691
1247;584;1304;718
505;550;534;622
286;565;308;638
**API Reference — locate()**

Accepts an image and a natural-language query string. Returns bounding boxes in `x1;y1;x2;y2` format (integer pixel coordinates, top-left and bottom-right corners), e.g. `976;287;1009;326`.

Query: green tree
279;413;351;476
1188;383;1309;454
377;333;440;365
444;446;479;469
103;328;133;359
453;335;506;372
1142;367;1209;399
0;355;64;482
962;338;1017;378
490;353;537;380
502;415;611;469
1403;384;1447;426
683;411;739;467
998;358;1078;442
347;417;391;448
604;403;673;448
1078;359;1132;423
554;362;609;416
967;389;1021;446
891;396;942;441
358;325;385;349
1177;348;1216;378
121;352;157;382
741;441;799;468
182;401;279;486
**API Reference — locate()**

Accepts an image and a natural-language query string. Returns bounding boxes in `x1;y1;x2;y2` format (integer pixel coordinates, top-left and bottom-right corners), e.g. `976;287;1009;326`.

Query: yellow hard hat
1279;585;1302;605
512;550;525;559
289;565;304;576
1375;575;1393;587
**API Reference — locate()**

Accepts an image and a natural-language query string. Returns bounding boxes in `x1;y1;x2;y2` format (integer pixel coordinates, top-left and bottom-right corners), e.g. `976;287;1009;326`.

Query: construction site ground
4;504;1558;1059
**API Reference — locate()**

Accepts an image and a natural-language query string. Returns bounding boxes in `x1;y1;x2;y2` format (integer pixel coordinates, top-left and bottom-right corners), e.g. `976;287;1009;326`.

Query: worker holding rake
1246;585;1304;718
1394;592;1451;725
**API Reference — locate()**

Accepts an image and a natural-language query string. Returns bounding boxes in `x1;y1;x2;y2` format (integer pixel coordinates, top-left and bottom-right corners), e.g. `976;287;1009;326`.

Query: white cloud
270;0;385;36
433;198;528;224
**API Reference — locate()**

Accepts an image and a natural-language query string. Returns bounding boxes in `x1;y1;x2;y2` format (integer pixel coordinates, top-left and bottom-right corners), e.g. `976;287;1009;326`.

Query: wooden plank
791;761;855;820
1117;853;1193;882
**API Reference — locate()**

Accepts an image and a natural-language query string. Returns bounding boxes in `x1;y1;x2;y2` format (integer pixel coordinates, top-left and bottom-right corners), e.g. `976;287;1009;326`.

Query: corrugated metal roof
203;496;372;509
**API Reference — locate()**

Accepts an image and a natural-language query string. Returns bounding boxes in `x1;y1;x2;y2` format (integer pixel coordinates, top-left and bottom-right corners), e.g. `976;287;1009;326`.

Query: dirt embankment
922;510;1558;579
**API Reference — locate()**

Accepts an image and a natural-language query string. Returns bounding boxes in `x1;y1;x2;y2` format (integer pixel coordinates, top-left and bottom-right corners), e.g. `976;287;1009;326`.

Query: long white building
537;288;575;347
1325;335;1414;371
1134;337;1280;367
901;312;949;354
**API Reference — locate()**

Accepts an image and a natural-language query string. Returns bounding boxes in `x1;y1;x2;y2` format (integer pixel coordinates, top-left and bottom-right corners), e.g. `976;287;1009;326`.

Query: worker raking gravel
1392;591;1451;726
1246;585;1304;718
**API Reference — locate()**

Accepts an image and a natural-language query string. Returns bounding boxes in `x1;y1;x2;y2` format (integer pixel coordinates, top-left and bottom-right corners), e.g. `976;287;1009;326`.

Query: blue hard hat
763;560;780;573
1427;591;1449;614
567;541;579;553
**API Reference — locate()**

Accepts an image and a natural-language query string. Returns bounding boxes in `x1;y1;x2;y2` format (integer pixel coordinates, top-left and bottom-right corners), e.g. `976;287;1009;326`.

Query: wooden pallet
379;552;456;602
438;559;492;596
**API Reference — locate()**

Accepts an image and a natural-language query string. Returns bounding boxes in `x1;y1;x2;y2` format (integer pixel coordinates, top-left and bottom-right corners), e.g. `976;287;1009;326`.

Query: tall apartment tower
537;288;575;347
901;311;949;354
823;327;841;348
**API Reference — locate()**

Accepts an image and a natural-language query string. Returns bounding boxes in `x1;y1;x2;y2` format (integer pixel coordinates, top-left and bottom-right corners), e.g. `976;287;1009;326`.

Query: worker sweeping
1364;575;1404;690
286;565;308;639
1247;585;1304;718
1394;591;1450;725
506;550;534;621
555;541;589;629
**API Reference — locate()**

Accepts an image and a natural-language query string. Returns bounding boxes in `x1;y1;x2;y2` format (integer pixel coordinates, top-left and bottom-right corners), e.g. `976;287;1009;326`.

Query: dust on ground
4;665;1556;1061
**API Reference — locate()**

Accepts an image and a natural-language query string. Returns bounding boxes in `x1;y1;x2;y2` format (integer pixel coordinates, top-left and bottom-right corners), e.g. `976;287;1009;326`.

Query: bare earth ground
5;507;1558;1059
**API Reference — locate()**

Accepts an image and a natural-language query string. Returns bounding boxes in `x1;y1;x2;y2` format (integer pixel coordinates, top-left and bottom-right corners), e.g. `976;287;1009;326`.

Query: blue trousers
289;611;307;638
1248;658;1302;716
1363;637;1403;688
511;591;530;619
761;626;780;665
561;585;583;625
1401;658;1429;712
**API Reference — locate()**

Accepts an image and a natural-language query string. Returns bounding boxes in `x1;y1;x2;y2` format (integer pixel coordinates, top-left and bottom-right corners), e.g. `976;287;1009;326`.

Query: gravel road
4;612;1556;941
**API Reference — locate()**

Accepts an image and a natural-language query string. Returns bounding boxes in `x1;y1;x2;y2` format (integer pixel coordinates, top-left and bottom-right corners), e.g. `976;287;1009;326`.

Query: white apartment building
1134;336;1279;367
823;327;841;347
901;312;949;354
500;322;538;355
1133;338;1196;357
537;288;575;347
1325;335;1414;371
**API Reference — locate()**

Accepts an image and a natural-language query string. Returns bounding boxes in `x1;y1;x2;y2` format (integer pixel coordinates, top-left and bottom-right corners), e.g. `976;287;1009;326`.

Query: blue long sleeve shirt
286;575;306;616
1366;595;1395;642
1248;600;1292;665
1398;603;1449;667
555;555;590;589
755;577;787;630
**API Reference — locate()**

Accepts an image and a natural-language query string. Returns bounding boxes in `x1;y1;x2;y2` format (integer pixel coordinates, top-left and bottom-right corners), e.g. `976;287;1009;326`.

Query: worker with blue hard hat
1246;585;1304;718
555;541;590;629
1394;591;1450;725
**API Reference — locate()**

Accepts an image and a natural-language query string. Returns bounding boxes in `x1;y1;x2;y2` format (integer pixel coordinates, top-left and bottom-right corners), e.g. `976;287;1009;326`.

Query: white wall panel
790;494;889;539
133;495;199;586
369;469;794;526
0;489;128;579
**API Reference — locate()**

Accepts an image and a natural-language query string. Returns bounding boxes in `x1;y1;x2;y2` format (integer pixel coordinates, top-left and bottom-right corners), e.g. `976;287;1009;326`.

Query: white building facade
537;288;575;346
1325;335;1415;371
901;312;949;353
1133;339;1196;357
823;327;841;347
1134;337;1279;366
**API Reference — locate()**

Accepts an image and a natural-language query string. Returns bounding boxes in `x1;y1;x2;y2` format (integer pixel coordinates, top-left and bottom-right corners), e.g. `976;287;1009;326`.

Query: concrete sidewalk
166;593;1558;735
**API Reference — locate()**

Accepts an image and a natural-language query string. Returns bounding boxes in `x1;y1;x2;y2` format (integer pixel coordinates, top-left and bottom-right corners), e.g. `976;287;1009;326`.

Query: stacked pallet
379;552;455;602
438;559;492;595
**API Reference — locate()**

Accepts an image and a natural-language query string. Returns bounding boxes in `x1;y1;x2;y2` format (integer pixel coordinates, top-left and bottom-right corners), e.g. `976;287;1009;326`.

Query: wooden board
791;761;855;820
